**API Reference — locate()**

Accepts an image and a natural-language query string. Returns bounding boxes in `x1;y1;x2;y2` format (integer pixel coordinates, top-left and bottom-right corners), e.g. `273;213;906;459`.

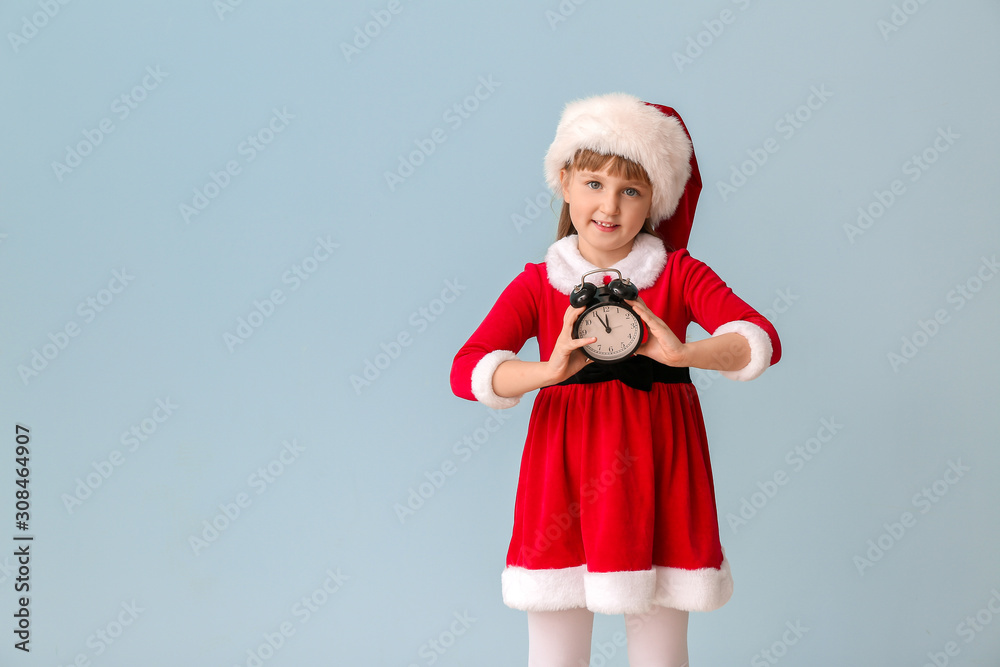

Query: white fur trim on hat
544;232;667;295
711;320;773;382
470;350;522;409
544;92;693;226
501;558;733;614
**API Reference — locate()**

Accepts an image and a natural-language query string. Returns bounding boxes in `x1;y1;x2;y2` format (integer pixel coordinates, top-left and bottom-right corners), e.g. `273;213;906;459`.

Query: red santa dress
450;232;781;614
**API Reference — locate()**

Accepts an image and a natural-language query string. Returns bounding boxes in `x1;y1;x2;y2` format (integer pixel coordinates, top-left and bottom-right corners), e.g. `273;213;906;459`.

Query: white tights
527;605;689;667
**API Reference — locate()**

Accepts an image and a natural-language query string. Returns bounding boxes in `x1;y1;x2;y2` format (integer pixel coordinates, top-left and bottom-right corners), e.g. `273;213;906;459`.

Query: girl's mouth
592;219;619;232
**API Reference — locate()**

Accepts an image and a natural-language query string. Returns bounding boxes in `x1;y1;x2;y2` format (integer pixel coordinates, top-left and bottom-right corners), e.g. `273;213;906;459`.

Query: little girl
451;93;781;666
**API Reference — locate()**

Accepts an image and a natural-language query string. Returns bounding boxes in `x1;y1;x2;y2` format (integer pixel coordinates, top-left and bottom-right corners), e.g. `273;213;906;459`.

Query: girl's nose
599;192;620;215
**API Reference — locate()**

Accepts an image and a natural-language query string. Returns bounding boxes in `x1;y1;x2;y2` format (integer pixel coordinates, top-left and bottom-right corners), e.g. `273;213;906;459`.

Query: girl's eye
624;187;640;197
586;181;601;190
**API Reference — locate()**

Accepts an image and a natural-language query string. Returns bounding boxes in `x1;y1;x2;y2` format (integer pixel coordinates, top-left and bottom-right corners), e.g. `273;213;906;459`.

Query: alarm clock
570;269;646;364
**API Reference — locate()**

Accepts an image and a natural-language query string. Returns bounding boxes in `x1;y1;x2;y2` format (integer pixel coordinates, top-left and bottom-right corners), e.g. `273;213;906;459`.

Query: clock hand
597;312;612;333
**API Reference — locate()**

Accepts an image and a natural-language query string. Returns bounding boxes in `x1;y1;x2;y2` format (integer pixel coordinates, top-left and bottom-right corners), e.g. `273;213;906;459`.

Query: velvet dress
450;232;781;614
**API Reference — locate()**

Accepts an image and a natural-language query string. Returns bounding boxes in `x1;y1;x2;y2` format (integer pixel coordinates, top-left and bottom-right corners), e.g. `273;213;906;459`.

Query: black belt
556;355;690;392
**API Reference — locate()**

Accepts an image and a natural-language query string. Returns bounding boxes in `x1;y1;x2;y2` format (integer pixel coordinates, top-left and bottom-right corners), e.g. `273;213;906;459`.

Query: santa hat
544;92;702;250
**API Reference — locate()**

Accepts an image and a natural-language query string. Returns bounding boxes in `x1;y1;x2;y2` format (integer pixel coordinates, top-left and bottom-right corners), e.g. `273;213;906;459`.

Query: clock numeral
603;306;610;312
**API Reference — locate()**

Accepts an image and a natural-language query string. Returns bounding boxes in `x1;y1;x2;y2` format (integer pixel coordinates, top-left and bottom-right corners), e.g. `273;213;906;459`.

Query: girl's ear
560;167;571;202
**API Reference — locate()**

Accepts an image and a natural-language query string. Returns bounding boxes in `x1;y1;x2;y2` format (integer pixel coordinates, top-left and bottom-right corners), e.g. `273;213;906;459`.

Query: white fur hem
470;350;521;409
586;569;657;614
502;565;587;612
544;233;666;295
501;558;733;614
652;560;733;612
712;320;773;382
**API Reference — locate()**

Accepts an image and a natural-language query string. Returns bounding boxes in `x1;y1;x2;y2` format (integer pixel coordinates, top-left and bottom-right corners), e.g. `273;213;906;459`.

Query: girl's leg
624;604;689;667
527;608;595;667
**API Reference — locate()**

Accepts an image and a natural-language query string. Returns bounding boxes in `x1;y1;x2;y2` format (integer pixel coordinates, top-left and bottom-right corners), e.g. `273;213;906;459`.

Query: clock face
574;303;644;362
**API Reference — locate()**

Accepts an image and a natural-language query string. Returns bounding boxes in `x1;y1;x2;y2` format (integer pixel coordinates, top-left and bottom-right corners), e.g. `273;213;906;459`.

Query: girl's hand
627;296;688;367
491;306;595;398
544;305;596;384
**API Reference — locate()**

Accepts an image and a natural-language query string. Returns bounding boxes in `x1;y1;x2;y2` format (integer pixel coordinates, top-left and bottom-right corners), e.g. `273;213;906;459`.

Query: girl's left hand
626;296;688;367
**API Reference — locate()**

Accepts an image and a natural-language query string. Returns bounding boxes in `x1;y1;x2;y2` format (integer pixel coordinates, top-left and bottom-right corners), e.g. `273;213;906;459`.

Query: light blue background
2;0;999;665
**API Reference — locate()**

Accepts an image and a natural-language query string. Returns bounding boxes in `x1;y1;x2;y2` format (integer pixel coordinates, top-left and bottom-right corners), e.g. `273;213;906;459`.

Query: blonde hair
555;148;659;241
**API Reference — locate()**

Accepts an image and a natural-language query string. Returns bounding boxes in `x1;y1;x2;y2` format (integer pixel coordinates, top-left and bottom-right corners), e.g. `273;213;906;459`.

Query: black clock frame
571;269;646;364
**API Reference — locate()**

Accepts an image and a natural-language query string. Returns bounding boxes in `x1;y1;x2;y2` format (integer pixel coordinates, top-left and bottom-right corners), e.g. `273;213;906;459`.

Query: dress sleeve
679;252;782;381
450;265;541;408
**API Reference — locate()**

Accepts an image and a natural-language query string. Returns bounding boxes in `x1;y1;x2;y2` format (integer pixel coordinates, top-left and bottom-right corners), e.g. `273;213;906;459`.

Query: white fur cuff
470;350;522;409
711;320;773;382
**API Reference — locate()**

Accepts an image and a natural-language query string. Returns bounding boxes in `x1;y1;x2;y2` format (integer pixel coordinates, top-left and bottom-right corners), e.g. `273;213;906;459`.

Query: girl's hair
555;148;660;241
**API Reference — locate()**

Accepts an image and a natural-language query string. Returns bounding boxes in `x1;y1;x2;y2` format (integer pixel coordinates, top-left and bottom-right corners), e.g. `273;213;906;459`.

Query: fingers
626;298;669;337
562;303;585;328
626;298;683;365
560;305;596;342
625;296;658;323
625;296;649;319
555;305;595;364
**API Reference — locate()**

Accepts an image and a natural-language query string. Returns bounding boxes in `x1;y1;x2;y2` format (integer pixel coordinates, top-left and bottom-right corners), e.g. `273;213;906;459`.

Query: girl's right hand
544;305;596;385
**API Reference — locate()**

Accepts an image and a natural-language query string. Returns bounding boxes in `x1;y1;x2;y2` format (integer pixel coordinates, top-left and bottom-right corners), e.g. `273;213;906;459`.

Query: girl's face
560;164;652;266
